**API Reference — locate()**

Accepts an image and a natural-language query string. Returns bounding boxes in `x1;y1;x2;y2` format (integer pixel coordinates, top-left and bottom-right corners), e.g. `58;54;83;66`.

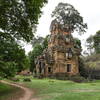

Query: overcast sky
24;0;100;54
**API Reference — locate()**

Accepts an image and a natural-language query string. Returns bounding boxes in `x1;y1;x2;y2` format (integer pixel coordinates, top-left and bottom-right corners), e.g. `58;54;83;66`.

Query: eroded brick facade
35;20;81;77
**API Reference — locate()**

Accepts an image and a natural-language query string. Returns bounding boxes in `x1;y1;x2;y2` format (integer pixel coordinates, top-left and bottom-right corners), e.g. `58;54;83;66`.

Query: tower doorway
67;64;71;72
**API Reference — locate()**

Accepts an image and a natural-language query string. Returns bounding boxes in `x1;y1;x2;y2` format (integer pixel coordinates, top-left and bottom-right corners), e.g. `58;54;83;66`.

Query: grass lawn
0;82;24;100
23;78;100;100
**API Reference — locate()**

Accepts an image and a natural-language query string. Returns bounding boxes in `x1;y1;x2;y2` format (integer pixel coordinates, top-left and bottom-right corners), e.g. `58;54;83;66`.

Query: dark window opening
67;64;71;72
39;62;42;73
48;67;51;73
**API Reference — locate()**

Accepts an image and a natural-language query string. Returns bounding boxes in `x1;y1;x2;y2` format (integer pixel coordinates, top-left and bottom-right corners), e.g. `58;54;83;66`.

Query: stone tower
35;19;81;77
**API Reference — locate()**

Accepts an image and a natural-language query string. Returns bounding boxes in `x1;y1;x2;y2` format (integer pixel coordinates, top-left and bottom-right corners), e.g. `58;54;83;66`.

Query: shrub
23;78;31;82
0;61;17;78
79;58;88;78
68;75;88;83
0;76;3;80
9;78;20;82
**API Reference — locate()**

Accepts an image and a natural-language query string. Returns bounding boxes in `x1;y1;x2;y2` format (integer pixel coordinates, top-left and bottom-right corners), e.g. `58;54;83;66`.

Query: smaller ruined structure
35;19;81;77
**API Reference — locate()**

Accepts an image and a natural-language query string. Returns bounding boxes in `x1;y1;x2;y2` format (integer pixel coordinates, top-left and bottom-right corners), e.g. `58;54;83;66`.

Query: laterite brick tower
35;19;81;77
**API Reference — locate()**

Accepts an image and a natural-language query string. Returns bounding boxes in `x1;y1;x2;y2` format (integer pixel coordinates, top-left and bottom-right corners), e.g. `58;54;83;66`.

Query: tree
28;44;43;72
29;35;49;72
31;36;44;47
0;0;47;42
0;0;47;77
86;30;100;54
0;37;29;77
42;35;50;49
93;31;100;53
52;3;87;34
0;61;17;77
74;38;82;49
86;35;94;55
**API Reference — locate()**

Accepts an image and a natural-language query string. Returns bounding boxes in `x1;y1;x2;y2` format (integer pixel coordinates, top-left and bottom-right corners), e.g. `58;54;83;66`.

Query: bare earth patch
0;80;38;100
70;89;100;92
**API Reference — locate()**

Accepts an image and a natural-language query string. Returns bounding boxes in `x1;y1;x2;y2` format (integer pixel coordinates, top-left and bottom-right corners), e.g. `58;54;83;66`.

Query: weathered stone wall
35;20;81;77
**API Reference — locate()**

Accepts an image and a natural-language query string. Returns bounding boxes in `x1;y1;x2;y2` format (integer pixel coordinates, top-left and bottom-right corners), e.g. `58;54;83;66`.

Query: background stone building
35;20;81;77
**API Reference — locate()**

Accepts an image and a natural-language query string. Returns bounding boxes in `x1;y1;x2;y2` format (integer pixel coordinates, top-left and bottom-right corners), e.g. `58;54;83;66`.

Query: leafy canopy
52;3;87;34
86;30;100;54
93;31;100;53
0;0;47;77
0;36;30;77
28;35;49;72
0;0;47;42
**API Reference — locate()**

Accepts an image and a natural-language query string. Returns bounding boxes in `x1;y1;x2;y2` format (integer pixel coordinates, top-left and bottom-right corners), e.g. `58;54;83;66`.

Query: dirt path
0;80;37;100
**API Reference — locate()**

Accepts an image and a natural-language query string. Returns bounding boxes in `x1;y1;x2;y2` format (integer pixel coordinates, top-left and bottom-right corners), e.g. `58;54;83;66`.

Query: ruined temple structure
35;20;81;77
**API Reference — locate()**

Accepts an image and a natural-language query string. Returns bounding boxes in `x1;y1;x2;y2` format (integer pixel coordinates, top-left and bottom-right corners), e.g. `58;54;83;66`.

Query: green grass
0;82;24;100
24;78;100;100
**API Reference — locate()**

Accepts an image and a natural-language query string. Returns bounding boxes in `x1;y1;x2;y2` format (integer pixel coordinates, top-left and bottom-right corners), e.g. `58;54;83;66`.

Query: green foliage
29;35;49;72
52;3;87;34
0;61;17;77
0;37;30;77
15;75;33;82
29;44;43;72
68;75;87;83
31;35;49;48
83;54;100;79
86;30;100;54
31;37;44;47
93;31;100;53
85;54;100;69
79;58;87;78
42;35;49;49
0;0;47;77
23;78;31;82
74;38;82;49
0;0;47;42
86;35;94;54
33;44;44;57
